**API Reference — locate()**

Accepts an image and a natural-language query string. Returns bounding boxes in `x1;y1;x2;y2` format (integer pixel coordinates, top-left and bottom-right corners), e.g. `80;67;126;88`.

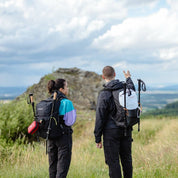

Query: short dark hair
47;78;66;94
102;66;115;79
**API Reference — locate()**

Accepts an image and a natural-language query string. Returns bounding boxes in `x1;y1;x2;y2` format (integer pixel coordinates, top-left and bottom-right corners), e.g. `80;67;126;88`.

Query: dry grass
0;111;178;178
132;118;178;177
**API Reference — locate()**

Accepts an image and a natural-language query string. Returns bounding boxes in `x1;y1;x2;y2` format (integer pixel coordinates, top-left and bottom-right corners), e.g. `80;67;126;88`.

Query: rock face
20;68;104;110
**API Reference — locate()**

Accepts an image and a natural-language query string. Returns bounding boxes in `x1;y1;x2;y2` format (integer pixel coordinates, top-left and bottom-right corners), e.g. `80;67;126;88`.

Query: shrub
0;97;34;142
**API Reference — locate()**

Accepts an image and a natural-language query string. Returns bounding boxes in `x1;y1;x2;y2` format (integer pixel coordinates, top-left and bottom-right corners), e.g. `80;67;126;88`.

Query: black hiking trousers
48;132;72;178
103;129;133;178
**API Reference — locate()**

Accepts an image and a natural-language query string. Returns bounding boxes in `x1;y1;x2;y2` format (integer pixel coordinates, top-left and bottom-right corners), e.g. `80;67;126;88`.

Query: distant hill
147;84;178;91
143;100;178;116
160;85;178;91
17;67;104;110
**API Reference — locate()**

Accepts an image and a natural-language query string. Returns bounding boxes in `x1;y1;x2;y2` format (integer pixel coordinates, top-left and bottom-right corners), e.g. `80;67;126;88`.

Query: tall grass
132;118;178;177
0;141;49;178
0;110;178;178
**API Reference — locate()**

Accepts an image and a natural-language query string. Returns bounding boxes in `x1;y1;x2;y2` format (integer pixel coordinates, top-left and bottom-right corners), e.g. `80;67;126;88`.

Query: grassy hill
17;67;103;110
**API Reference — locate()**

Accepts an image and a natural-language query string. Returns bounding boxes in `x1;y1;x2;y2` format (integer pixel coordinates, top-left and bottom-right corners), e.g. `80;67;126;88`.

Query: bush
0;97;34;142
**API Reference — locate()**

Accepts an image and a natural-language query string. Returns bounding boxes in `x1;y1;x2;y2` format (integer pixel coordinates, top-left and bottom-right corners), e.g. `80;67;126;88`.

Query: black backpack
35;91;66;140
28;91;67;154
28;91;66;140
105;79;146;132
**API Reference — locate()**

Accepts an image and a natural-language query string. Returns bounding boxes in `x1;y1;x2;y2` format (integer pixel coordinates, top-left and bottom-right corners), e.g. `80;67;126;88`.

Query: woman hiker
47;79;76;178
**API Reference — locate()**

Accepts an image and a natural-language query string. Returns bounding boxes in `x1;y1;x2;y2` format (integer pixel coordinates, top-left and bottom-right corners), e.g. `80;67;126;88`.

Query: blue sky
0;0;178;87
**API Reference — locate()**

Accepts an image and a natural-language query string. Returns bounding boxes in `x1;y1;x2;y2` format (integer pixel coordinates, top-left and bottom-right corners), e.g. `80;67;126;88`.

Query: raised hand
123;70;131;78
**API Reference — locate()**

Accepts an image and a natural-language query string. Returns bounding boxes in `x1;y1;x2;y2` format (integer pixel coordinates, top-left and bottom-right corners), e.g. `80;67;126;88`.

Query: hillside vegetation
144;100;178;117
0;110;178;178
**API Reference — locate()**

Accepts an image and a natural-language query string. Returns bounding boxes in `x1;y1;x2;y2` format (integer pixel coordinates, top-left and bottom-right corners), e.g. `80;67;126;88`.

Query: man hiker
94;66;136;178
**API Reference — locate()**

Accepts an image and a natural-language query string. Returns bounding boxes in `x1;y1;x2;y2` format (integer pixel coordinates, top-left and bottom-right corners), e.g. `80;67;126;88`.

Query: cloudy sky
0;0;178;87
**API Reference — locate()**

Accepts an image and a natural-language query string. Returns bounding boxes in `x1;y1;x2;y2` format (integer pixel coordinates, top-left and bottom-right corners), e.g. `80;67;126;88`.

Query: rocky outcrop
19;68;104;110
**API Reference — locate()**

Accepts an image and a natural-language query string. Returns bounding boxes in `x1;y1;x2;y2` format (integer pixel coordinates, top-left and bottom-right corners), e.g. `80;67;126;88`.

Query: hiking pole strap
140;80;146;92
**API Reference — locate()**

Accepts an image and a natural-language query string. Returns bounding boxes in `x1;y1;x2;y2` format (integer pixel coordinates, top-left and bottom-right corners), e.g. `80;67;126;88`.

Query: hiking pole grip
29;93;34;103
53;92;57;100
28;93;36;118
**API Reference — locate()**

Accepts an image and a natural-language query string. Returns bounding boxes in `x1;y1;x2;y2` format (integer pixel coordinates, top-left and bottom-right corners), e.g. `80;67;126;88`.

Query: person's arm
59;99;76;126
123;70;136;91
94;91;109;148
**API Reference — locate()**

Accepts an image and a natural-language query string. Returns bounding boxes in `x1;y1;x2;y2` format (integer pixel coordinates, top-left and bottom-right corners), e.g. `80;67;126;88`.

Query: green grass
44;74;56;81
0;111;178;178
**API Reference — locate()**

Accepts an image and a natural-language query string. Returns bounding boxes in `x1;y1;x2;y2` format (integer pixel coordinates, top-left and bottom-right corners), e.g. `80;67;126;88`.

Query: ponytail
47;80;56;94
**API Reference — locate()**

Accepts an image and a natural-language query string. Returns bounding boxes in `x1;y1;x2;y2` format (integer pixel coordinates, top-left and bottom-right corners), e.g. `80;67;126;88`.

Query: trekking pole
137;79;146;132
123;82;127;136
46;91;57;154
27;93;40;141
29;93;36;117
27;93;36;119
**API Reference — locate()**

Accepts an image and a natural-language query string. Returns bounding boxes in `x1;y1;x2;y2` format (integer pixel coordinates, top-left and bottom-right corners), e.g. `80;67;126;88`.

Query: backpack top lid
119;89;138;110
36;91;66;117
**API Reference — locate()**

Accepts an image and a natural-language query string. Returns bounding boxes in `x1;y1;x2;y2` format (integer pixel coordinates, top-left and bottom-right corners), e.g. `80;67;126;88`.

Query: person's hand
96;142;102;149
123;70;131;79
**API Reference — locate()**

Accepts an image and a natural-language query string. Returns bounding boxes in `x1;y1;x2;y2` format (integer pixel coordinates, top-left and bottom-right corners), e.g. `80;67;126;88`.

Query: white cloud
0;0;127;53
156;47;178;60
167;0;178;10
113;59;178;72
113;60;178;85
0;0;166;56
124;0;159;8
0;0;178;87
49;17;105;41
92;8;178;61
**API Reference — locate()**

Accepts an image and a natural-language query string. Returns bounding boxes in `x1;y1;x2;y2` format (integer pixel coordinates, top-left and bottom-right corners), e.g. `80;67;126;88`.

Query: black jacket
94;77;135;143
